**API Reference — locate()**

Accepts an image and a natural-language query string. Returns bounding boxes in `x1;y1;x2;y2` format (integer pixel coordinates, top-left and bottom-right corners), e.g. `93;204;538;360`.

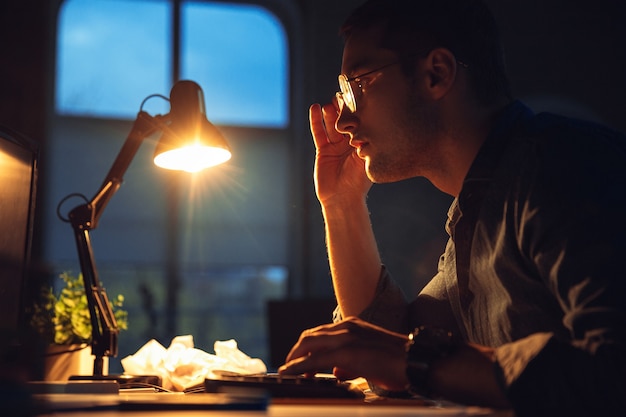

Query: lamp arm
91;111;167;228
67;111;167;376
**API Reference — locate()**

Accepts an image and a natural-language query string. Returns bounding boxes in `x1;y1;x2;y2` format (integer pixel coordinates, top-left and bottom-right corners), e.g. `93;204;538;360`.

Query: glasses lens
338;74;356;113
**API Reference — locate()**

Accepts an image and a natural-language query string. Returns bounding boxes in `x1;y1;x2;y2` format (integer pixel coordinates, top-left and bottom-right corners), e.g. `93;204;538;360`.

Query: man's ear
421;48;458;100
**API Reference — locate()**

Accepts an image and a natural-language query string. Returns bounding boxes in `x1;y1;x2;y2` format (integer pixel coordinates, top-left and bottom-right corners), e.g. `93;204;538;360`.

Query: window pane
182;1;288;127
56;0;171;118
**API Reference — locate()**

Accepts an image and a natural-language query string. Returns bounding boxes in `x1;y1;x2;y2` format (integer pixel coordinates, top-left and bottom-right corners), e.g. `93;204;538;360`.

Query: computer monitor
0;126;38;333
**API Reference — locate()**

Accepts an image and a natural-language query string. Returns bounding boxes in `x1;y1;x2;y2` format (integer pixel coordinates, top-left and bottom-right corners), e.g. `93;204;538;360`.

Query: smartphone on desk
201;371;364;399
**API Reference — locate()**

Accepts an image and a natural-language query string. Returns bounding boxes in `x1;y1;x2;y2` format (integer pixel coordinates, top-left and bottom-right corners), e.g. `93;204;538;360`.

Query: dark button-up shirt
356;101;626;416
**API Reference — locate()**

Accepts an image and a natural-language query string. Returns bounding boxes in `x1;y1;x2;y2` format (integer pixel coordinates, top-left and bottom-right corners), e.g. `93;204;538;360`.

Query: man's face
336;24;444;184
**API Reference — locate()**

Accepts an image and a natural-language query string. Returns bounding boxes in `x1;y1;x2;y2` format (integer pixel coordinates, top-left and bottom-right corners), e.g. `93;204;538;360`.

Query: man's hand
310;102;371;206
278;317;409;392
308;102;384;318
278;317;511;409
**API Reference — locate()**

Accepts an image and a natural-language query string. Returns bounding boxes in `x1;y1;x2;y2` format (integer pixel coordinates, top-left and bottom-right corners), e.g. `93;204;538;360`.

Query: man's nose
335;103;357;136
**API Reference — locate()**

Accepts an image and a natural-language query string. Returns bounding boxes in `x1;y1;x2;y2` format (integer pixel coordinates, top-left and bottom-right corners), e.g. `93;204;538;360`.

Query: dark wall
0;0;55;145
488;0;626;131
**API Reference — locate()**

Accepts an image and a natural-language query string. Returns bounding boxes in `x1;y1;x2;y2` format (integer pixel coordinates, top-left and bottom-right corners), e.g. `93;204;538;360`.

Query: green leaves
31;272;128;345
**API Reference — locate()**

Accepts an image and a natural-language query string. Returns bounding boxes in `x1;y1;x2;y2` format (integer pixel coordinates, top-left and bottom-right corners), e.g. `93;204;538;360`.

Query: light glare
154;144;231;172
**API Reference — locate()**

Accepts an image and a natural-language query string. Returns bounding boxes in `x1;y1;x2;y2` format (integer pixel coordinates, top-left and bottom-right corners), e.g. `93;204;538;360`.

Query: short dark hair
341;0;511;105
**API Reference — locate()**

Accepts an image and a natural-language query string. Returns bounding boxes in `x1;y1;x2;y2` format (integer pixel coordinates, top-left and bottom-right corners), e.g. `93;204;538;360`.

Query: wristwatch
405;326;456;397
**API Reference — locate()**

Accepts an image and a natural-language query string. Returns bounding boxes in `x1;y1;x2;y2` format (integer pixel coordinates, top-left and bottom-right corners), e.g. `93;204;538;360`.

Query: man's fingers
284;328;352;364
309;103;328;148
332;366;360;382
283;318;398;364
279;346;377;384
309;102;347;147
279;346;348;376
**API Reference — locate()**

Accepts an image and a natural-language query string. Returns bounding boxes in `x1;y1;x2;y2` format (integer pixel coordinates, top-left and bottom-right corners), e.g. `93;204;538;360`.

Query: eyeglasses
336;58;469;114
336;61;401;113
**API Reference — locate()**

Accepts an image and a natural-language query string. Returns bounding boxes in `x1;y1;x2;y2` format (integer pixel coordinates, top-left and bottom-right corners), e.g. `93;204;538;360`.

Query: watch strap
405;326;455;397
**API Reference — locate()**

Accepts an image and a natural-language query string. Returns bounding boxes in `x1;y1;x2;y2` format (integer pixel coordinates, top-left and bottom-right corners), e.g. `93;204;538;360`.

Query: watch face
408;326;455;359
405;326;456;398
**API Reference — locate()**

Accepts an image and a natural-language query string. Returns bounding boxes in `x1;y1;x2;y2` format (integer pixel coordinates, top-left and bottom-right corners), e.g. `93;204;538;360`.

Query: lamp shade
153;80;232;172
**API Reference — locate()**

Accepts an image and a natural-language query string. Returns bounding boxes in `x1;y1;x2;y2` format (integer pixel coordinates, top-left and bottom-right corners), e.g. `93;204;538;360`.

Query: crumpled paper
121;335;267;391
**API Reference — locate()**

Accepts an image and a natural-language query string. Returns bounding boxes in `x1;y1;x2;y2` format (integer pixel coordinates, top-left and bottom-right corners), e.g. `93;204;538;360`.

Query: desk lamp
62;80;231;379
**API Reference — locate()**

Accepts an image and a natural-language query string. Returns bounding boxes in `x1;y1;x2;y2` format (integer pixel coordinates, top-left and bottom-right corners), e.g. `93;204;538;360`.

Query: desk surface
31;392;514;417
44;406;512;417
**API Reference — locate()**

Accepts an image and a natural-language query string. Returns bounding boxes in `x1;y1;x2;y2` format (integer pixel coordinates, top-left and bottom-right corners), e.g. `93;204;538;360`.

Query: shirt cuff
494;332;553;388
333;265;408;333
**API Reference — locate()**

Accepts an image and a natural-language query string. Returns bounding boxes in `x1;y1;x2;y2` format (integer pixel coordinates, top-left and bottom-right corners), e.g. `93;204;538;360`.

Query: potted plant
30;271;128;380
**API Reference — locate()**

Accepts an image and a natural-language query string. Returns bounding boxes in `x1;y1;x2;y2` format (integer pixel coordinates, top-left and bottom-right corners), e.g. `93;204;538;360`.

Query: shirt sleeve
494;123;626;416
495;332;626;416
333;265;409;334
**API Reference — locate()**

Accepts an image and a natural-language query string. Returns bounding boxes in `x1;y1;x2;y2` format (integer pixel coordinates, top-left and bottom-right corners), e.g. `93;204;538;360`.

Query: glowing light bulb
154;144;231;172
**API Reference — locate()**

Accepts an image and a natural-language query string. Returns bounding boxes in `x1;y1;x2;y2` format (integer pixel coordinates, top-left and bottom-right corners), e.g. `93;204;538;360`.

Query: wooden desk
33;392;514;417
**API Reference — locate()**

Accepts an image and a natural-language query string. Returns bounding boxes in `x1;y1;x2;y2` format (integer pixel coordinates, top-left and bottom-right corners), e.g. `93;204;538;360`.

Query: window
46;0;291;370
56;0;172;118
55;0;288;126
182;1;288;127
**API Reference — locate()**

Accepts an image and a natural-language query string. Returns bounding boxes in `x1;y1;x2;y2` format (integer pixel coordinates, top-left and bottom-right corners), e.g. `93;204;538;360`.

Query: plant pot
44;343;108;381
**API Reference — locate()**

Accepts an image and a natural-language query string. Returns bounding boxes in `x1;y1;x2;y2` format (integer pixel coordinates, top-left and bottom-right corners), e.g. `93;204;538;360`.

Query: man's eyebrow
343;50;398;77
342;59;374;77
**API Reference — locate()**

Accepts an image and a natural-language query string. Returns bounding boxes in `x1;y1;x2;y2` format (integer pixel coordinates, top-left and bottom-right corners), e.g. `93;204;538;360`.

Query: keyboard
202;372;363;399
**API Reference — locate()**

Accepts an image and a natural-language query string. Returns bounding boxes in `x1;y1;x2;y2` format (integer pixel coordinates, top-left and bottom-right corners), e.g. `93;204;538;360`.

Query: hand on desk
278;316;511;409
278;317;409;392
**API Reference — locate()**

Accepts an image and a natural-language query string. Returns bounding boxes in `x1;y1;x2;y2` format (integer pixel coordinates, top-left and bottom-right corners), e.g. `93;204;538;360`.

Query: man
278;0;626;416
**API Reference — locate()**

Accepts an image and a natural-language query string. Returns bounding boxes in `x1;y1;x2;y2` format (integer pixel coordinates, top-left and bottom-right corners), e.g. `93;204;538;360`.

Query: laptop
0;125;41;415
0;125;38;336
